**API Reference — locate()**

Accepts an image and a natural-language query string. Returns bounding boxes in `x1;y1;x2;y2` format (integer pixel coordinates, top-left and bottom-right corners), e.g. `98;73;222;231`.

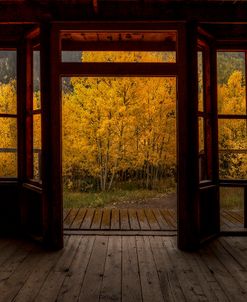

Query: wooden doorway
59;27;179;234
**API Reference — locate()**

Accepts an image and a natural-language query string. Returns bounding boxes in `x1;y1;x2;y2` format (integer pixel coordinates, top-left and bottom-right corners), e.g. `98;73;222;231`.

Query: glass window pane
220;187;244;210
62;50;176;63
220;186;244;231
217;52;246;115
0;117;17;178
198;51;204;112
33;114;41;180
219;152;247;180
0;51;16;114
218;119;247;151
0;152;17;177
0;117;17;148
33;50;41;110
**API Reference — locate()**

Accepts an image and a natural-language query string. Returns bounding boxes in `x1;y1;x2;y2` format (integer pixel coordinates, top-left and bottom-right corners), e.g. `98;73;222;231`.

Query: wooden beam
60;62;177;76
0;2;247;23
61;40;176;51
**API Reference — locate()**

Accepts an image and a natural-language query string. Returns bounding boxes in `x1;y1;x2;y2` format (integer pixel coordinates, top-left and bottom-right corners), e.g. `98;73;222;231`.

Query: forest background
0;51;246;208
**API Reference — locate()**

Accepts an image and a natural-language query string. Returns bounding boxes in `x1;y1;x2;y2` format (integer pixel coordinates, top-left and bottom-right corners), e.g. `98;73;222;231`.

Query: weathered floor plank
164;238;208;302
1;235;247;302
56;236;95;302
136;236;164;302
91;208;103;230
111;209;120;230
101;208;111;230
100;236;122;302
149;236;185;302
120;209;130;230
78;236;109;302
64;208;246;233
34;236;81;302
122;236;142;302
70;208;87;229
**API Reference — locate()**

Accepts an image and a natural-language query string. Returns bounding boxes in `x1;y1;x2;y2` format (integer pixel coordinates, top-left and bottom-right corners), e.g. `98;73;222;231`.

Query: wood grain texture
1;235;247;302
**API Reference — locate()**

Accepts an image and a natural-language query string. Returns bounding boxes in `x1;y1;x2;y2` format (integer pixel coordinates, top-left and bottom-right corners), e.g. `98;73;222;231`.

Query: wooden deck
64;208;246;232
0;235;247;301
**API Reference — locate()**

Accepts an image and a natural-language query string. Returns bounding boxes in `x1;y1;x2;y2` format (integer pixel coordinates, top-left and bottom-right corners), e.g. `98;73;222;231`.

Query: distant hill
0;50;245;86
217;52;245;84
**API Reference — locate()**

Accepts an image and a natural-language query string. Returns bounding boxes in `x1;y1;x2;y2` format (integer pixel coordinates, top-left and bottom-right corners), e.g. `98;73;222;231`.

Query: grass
220;187;244;210
63;188;173;208
64;186;243;210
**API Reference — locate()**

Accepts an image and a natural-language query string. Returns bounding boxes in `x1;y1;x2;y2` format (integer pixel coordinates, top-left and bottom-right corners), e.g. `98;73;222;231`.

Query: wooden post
244;187;247;228
40;22;63;249
177;22;200;251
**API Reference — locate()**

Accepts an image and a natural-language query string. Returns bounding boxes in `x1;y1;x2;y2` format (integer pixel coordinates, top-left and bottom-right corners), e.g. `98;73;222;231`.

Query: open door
19;28;45;242
177;23;219;250
19;25;63;249
197;30;220;243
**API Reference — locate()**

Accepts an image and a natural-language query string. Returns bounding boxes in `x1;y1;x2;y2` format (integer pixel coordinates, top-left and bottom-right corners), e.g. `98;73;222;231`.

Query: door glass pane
198;51;204;112
198;117;205;153
33;50;41;110
33;114;41;180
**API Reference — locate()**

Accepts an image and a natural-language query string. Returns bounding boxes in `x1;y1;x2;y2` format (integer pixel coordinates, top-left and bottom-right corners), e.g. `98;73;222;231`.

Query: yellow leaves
0;80;16;114
81;51;174;63
218;70;247;180
218;71;245;115
62;75;177;189
0;81;17;177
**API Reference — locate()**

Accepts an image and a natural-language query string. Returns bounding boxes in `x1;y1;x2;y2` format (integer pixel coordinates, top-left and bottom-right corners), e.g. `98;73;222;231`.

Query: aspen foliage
0;80;17;177
62;51;177;191
0;53;246;184
218;71;247;179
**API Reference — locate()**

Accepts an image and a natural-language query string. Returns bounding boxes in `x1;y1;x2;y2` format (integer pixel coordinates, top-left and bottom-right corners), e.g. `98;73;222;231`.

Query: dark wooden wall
0;182;20;235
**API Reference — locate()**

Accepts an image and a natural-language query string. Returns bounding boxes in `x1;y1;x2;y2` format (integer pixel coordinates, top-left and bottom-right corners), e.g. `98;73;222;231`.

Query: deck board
79;236;109;302
63;208;246;233
1;235;247;302
122;236;142;302
100;236;122;302
70;208;87;229
91;209;103;229
120;209;130;230
101;208;111;230
111;209;120;230
80;208;95;229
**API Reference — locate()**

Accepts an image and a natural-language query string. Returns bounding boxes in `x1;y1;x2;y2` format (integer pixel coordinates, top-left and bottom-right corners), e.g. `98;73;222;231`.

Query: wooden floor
64;208;246;232
0;235;247;301
220;209;246;231
63;208;176;231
